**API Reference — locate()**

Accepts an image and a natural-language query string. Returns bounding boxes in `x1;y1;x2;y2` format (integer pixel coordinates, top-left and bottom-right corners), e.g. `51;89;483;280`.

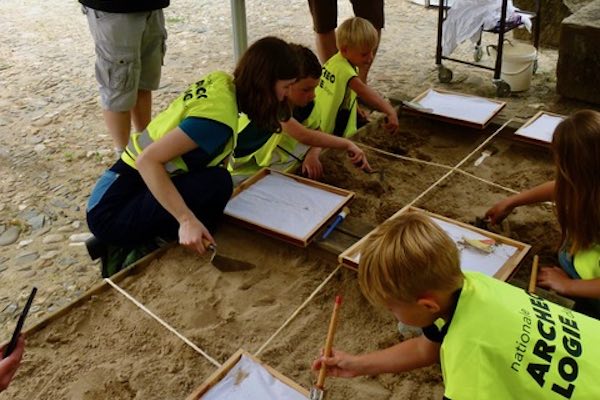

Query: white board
224;173;347;240
347;216;518;277
415;90;503;125
201;355;306;400
430;217;517;276
515;112;565;143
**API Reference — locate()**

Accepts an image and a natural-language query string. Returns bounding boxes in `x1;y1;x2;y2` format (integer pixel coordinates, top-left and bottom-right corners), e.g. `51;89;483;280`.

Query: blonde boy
316;17;398;138
314;212;600;399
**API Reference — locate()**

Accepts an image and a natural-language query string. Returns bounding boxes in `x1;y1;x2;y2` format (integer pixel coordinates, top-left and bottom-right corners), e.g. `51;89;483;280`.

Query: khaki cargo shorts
83;6;167;112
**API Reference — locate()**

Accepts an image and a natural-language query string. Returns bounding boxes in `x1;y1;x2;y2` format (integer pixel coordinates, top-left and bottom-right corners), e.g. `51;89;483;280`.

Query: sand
0;0;584;398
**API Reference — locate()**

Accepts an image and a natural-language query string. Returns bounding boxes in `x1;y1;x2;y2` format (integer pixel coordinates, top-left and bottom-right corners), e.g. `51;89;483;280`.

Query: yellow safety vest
315;51;358;138
441;272;600;400
229;103;320;178
573;244;600;280
122;71;238;173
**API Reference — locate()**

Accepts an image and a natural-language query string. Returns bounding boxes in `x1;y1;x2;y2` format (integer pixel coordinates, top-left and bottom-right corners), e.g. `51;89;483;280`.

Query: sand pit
260;268;445;400
1;288;215;399
2;110;565;399
118;225;335;363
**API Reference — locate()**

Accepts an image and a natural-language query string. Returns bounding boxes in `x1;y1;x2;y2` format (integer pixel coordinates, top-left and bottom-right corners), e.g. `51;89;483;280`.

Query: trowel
203;240;255;272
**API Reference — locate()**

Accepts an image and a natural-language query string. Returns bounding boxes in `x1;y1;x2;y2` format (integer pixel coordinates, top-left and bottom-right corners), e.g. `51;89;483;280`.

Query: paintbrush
528;255;539;294
202;240;255;272
309;295;342;400
473;145;498;166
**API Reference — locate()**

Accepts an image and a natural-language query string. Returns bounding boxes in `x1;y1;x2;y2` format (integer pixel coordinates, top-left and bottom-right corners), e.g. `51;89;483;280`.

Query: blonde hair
552;109;600;254
358;212;463;306
336;17;379;51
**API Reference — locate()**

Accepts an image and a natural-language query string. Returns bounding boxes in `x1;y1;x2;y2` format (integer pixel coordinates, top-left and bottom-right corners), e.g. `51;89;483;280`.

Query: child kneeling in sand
313;212;600;399
486;109;600;319
316;16;398;138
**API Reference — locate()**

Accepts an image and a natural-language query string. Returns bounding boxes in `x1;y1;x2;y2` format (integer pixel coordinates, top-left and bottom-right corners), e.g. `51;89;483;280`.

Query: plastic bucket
498;42;537;92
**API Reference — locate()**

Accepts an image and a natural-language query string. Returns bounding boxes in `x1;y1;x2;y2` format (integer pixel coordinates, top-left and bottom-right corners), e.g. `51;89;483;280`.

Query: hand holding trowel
202;239;255;272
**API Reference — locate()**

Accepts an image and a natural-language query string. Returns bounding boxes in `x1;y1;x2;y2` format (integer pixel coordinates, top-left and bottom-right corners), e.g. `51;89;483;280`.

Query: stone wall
513;0;592;47
556;0;600;103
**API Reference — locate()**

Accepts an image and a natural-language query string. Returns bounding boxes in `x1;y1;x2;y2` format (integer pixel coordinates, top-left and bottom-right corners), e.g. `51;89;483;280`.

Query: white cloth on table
441;0;530;57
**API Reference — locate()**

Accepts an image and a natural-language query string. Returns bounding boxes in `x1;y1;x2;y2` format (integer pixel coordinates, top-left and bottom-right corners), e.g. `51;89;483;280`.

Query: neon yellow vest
573;244;600;280
441;272;600;400
315;51;358;138
122;71;238;173
229;104;320;178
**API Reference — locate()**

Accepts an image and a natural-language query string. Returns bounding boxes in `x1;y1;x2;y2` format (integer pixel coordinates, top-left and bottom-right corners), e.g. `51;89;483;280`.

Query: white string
105;278;222;368
357;129;520;195
405;118;513;208
254;265;342;357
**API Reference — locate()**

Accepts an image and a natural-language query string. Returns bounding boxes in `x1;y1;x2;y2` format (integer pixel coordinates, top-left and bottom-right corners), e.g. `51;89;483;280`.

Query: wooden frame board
225;168;354;247
514;111;566;146
187;349;308;399
339;206;530;281
407;89;506;129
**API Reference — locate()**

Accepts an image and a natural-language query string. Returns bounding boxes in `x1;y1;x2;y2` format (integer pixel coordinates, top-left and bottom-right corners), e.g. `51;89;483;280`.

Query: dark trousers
87;162;233;248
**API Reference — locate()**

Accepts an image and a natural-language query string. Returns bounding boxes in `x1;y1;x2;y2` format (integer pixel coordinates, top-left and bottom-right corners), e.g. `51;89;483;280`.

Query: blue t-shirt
178;117;232;169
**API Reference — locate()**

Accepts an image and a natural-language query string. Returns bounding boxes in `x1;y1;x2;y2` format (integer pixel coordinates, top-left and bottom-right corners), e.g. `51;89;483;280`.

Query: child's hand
179;216;215;255
384;112;399;134
302;151;323;180
346;142;372;173
0;335;25;392
311;348;362;378
485;198;515;225
537;266;572;295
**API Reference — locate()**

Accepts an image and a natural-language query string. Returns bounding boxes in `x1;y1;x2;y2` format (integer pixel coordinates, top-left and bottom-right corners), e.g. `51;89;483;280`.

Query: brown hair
234;37;299;133
358;212;463;306
552;109;600;253
336;17;379;51
289;44;322;80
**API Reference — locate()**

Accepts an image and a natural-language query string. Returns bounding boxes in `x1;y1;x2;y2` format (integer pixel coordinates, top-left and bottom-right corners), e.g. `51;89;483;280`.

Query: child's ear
339;46;349;56
416;297;441;314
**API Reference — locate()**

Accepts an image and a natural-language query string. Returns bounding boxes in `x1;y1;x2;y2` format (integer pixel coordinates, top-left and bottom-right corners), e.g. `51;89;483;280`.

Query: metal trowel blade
211;254;256;272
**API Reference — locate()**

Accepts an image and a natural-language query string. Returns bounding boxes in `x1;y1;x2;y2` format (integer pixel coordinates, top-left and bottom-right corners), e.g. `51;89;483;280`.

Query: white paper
431;217;517;276
515;113;565;143
416;90;502;125
202;355;306;400
225;173;347;239
348;216;518;277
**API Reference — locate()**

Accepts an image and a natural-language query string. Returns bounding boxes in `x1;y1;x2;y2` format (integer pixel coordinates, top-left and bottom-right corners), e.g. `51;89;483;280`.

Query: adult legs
84;9;166;153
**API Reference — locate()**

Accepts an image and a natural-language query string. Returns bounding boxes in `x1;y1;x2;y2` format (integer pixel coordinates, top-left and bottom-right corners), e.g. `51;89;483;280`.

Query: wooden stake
317;295;342;389
528;255;540;294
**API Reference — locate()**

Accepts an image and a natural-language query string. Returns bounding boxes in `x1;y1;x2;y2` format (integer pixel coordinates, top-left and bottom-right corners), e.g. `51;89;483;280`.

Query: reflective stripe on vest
441;272;600;399
120;71;239;173
574;244;600;280
123;129;183;174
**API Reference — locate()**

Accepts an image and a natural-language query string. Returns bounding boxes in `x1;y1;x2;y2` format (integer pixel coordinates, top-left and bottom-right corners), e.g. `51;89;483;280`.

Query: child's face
274;78;296;102
387;298;438;328
287;77;319;107
341;45;374;68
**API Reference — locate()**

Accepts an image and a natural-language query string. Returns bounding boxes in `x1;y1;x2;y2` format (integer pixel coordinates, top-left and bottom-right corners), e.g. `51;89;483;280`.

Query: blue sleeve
179;117;233;157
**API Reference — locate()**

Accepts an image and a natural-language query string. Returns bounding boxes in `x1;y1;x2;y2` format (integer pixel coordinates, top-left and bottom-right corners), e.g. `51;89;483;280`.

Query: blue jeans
87;160;232;248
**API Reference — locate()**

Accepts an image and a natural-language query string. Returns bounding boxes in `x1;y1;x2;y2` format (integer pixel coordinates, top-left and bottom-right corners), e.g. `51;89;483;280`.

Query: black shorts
308;0;384;33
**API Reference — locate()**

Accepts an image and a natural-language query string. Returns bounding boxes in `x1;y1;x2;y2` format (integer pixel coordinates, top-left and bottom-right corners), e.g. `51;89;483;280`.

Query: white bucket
498;42;537;92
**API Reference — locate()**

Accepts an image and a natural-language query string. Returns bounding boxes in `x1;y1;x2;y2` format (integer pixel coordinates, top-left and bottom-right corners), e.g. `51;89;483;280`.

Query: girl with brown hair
486;109;600;318
86;36;299;277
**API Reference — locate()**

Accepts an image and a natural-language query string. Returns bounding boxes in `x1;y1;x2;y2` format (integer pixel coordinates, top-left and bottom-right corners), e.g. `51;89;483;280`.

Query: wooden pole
317;295;342;389
528;255;540;294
